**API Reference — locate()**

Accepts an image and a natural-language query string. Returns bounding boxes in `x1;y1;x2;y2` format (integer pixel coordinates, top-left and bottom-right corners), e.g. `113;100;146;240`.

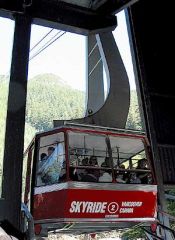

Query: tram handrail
69;165;151;173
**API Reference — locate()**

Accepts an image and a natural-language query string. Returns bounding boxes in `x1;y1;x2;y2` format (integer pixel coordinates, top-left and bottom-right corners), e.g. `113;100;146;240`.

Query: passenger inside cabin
69;167;79;181
40;153;47;160
59;161;66;181
37;147;55;175
76;157;89;180
81;157;89;166
101;157;111;167
47;146;55;157
128;172;141;184
38;153;47;172
126;158;149;184
136;158;149;184
81;169;98;182
89;156;98;166
116;164;127;183
38;146;62;185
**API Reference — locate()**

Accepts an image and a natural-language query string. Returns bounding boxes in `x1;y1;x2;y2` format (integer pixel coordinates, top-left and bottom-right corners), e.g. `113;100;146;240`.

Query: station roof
0;0;137;34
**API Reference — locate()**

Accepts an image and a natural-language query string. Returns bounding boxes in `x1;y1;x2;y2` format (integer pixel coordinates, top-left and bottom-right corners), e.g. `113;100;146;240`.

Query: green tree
25;74;85;131
121;227;146;239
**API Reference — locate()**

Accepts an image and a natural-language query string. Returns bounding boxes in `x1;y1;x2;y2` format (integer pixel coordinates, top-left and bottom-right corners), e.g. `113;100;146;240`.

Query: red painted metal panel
33;189;67;220
33;188;157;221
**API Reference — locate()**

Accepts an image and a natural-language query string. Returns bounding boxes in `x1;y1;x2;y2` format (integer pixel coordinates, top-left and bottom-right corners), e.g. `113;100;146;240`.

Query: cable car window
36;132;65;186
109;135;151;184
68;131;107;166
68;131;151;184
68;131;113;183
109;136;145;166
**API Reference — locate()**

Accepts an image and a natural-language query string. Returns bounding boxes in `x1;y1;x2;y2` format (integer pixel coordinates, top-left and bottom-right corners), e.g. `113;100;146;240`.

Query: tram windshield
36;132;65;186
35;129;152;186
68;130;152;184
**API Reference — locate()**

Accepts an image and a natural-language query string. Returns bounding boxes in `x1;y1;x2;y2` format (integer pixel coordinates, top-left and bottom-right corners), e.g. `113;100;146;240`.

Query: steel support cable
31;31;61;54
29;30;63;60
30;28;54;52
29;31;66;61
4;28;53;76
30;30;62;57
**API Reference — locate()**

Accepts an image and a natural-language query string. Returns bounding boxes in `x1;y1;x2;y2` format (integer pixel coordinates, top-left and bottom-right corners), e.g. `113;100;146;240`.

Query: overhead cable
29;31;66;61
30;29;54;52
31;30;62;55
30;30;62;58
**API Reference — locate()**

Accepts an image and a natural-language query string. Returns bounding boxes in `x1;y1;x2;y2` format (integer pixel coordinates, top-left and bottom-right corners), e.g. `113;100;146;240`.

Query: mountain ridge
0;73;75;90
30;73;70;87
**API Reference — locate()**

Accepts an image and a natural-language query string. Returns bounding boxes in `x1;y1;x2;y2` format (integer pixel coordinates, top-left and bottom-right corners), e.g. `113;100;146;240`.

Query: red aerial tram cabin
23;123;157;236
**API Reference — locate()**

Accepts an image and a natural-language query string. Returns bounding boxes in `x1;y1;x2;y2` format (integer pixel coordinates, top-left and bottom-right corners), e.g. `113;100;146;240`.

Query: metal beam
94;0;139;14
0;1;117;35
54;32;130;129
2;14;31;230
85;35;104;115
0;199;5;221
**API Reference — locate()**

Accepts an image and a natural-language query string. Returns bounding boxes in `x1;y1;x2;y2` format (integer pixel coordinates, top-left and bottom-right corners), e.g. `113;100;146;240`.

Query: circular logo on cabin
107;202;119;214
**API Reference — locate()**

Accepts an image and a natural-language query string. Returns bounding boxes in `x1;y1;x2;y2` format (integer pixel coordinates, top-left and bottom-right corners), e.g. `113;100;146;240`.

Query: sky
0;11;136;91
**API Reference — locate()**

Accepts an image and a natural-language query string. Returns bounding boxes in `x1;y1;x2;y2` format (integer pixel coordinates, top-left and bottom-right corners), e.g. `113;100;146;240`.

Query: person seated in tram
81;157;89;166
39;146;67;185
69;167;79;181
38;152;49;172
136;158;149;184
127;172;141;184
47;146;55;157
99;169;112;183
76;157;89;180
126;158;150;184
101;156;112;168
40;153;47;161
59;161;66;181
115;164;129;183
89;156;98;166
81;169;98;182
37;147;55;184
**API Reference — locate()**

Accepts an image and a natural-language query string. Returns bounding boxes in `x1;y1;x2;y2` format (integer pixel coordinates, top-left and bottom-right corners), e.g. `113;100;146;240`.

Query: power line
29;30;62;59
33;30;62;54
30;28;54;52
29;31;65;61
29;31;66;61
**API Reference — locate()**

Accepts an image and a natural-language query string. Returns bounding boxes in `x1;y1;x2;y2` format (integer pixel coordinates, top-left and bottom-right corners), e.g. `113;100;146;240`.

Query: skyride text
69;201;143;214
